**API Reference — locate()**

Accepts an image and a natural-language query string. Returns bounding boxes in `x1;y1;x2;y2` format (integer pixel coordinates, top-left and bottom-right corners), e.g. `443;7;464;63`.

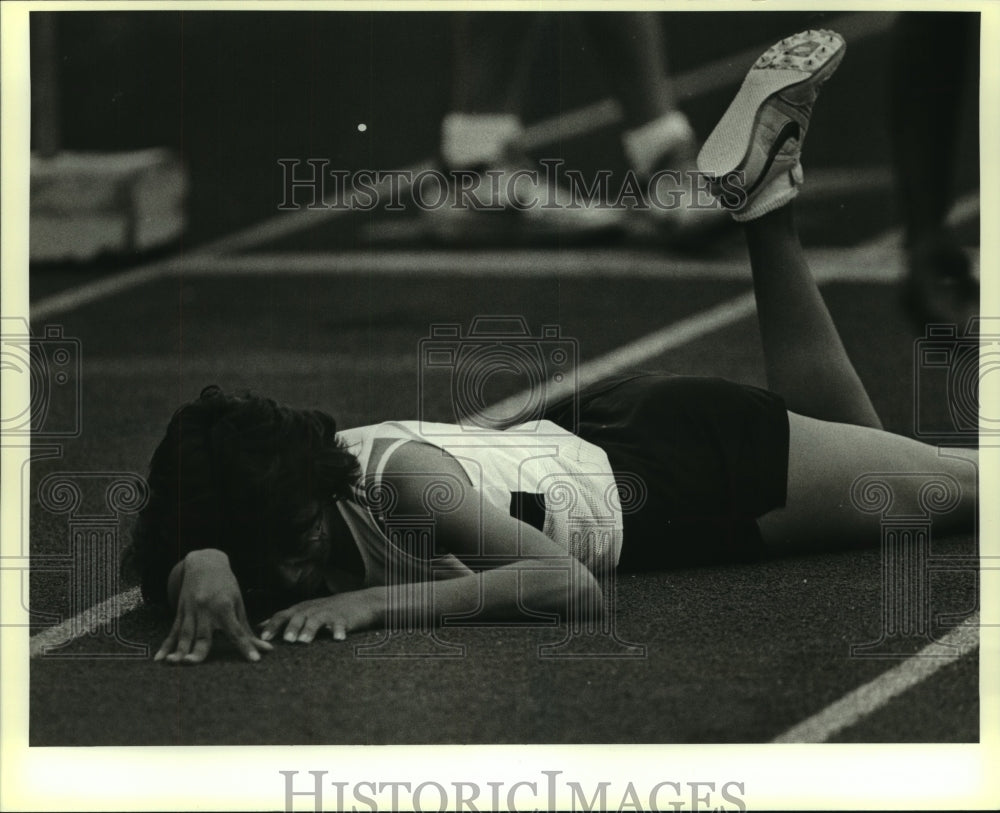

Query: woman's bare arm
261;441;602;643
156;549;274;664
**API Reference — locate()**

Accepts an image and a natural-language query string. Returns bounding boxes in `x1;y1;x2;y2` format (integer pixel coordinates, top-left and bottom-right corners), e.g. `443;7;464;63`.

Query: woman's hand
260;589;381;644
155;549;274;665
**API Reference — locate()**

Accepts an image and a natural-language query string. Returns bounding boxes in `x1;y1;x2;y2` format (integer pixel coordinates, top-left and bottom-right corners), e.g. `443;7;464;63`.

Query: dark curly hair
122;386;360;608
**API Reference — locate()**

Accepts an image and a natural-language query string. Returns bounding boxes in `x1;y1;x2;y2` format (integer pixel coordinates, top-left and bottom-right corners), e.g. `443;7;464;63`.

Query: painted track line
28;11;896;323
28;161;433;322
486;292;758;424
26;193;979;656
27;287;761;658
146;190;979;282
175;244;980;283
810;191;980;283
28;586;143;658
29;255;182;324
171;249;750;279
771;612;980;743
471;187;978;422
82;352;418;378
517;12;897;151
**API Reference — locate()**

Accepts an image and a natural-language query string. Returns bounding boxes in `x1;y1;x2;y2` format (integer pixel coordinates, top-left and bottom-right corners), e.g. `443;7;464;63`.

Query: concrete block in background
30;148;186;263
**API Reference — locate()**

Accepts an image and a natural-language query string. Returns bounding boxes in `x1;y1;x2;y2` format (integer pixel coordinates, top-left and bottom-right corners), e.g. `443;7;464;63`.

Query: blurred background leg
889;12;979;328
579;12;729;246
429;12;624;245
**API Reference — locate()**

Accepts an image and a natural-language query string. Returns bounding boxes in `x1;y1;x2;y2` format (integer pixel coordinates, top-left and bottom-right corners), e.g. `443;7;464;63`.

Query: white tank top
335;420;623;586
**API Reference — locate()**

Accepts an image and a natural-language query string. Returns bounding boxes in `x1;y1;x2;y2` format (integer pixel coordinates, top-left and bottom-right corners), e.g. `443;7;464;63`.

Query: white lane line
168;181;977;282
202;163;437;256
771;613;980;743
28;161;433;322
170;244;979;283
166;249;750;279
29;586;143;659
485;292;758;424
158;187;978;283
217;163;895;266
26;190;980;656
517;12;898;151
29;256;183;324
810;191;980;283
82;352;418;377
26;11;898;323
28;290;760;657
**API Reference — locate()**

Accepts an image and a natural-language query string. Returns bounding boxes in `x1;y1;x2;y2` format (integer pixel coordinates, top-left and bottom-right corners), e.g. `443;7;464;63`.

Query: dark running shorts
542;372;790;569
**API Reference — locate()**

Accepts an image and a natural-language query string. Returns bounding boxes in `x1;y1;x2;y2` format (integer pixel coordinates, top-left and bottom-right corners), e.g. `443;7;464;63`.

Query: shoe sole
697;30;846;179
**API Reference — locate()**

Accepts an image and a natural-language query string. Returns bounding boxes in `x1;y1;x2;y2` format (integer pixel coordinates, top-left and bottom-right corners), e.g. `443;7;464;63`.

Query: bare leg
749;206;976;552
889;12;972;249
889;12;978;326
577;12;677;128
450;13;540;115
759;413;977;552
743;202;883;429
703;30;977;555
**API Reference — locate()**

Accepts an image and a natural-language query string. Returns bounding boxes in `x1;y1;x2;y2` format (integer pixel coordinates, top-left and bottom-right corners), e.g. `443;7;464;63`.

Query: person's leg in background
578;12;729;243
429;12;623;243
443;12;536;165
889;12;979;328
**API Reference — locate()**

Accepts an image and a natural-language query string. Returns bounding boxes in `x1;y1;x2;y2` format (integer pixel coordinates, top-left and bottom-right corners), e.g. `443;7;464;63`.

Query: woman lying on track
125;30;978;664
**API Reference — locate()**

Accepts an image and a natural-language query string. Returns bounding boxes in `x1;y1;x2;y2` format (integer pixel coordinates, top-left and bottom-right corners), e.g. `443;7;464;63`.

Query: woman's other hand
155;549;274;665
260;589;380;644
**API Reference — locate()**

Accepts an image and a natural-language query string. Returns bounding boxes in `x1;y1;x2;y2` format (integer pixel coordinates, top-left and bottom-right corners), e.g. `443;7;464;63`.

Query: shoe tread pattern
697;29;845;178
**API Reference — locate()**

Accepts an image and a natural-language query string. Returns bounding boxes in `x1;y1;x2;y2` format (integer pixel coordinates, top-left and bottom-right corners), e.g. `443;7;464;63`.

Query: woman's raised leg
697;29;882;429
696;30;977;553
743;203;883;428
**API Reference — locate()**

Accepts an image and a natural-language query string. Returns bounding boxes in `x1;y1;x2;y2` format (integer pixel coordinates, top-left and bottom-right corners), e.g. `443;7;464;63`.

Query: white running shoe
697;29;846;221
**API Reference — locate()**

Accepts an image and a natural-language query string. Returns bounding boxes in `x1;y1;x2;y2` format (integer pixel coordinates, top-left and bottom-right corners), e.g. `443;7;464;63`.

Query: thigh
758;412;977;553
568;374;791;568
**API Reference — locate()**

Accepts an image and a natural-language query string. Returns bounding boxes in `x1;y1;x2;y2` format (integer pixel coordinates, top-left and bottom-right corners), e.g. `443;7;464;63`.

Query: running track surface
24;262;983;745
6;9;995;812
